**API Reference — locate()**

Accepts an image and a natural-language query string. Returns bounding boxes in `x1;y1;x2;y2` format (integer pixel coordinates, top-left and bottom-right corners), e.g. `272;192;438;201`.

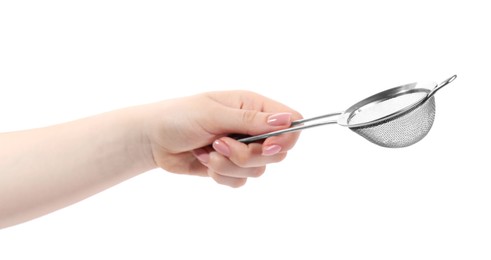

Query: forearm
0;105;156;228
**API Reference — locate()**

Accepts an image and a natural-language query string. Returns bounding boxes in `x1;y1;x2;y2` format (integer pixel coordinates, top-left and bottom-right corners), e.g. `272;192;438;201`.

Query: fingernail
213;139;231;157
192;149;210;164
267;113;292;126
262;145;282;156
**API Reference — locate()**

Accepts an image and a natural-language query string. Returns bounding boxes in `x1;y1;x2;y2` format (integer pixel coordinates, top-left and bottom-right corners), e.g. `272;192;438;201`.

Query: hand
143;91;302;187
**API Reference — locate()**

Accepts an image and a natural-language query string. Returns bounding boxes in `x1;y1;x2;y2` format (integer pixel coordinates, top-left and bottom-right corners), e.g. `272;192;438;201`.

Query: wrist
116;105;158;172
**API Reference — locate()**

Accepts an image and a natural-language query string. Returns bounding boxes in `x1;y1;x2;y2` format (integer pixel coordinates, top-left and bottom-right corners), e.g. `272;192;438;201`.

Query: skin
0;91;302;229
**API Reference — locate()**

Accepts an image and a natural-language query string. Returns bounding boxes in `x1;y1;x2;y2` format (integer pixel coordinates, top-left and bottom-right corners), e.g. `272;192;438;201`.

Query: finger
206;91;303;120
161;150;209;176
239;92;304;122
215;108;293;136
213;137;288;168
207;169;247;188
262;130;301;154
204;91;303;144
187;159;209;177
207;151;266;178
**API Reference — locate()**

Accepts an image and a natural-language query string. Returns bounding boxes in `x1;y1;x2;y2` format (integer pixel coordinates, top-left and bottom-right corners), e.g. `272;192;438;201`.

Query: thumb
218;108;292;136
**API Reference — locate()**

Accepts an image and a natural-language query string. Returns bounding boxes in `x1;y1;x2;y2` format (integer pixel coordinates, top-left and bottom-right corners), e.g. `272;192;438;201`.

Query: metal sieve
237;75;457;148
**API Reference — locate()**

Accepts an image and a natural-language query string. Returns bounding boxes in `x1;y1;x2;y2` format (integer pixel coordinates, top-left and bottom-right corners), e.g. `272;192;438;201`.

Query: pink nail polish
267;113;292;126
213;139;231;157
262;145;282;156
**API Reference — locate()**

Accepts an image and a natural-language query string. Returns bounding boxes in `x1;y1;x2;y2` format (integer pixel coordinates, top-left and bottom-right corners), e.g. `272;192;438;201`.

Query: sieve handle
236;112;342;143
427;74;457;99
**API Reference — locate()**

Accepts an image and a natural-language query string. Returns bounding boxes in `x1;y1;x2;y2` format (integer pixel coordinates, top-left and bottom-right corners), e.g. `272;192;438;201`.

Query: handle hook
427;74;457;99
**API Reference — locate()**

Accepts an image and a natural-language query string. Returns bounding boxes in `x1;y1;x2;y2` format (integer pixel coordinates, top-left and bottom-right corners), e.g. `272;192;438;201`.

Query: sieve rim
337;81;437;128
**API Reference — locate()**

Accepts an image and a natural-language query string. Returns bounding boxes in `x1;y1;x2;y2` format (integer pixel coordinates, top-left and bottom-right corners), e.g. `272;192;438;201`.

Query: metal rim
337;81;437;128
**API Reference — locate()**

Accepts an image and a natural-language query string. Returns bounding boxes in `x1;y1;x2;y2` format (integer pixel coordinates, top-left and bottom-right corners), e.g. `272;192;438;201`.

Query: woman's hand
0;90;301;228
144;91;302;187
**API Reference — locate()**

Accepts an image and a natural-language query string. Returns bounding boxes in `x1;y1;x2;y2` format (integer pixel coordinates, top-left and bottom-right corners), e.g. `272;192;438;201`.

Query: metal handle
427;74;457;99
237;112;342;143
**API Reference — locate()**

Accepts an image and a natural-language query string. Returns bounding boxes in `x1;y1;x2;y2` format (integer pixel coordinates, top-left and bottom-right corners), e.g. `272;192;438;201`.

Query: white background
0;1;489;259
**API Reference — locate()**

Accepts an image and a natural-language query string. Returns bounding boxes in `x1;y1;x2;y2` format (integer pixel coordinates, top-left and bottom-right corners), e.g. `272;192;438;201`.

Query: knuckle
234;152;251;167
250;166;266;178
292;110;303;120
241;109;259;125
272;152;288;163
229;178;247;188
278;152;288;161
207;152;224;169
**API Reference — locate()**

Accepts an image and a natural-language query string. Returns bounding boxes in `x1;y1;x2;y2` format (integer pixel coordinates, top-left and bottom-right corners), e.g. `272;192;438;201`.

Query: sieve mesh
350;96;436;148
